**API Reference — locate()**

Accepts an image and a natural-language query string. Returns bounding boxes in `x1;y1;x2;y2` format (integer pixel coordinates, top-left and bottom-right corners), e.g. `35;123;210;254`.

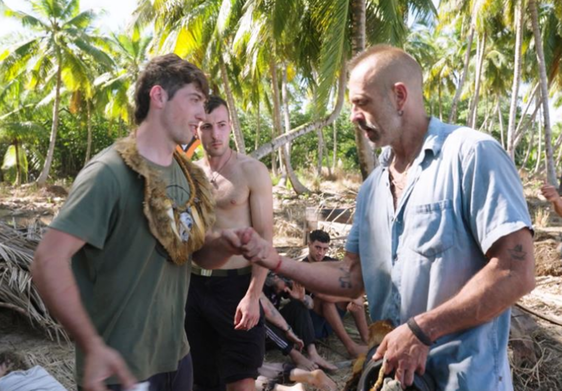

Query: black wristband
407;317;432;346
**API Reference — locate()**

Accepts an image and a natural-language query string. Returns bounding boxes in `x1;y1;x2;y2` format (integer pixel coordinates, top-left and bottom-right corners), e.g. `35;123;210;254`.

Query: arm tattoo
507;244;526;261
338;266;353;289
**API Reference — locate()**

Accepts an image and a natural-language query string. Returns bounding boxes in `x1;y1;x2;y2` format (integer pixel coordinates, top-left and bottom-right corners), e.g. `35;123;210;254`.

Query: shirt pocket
405;199;454;257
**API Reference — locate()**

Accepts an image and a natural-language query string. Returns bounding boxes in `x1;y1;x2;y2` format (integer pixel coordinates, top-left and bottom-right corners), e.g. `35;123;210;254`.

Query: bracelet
273;255;283;274
284;325;292;333
406;317;432;346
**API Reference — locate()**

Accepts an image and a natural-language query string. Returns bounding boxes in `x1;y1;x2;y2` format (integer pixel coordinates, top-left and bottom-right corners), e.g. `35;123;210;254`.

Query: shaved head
349;45;423;97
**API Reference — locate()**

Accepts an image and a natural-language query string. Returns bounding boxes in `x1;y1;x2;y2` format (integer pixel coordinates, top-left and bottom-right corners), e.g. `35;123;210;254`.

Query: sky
0;0;139;37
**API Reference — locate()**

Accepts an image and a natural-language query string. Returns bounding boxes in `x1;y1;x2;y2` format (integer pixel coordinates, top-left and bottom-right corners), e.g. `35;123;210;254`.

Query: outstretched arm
245;245;365;300
32;229;136;391
235;161;274;330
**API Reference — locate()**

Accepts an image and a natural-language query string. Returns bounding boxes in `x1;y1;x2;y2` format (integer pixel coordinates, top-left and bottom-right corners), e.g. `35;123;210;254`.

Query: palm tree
0;0;114;185
315;0;436;178
95;31;152;128
505;0;525;159
528;0;556;185
133;0;248;153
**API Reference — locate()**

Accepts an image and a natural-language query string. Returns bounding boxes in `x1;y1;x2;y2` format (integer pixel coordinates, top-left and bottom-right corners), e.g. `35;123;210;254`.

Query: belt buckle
200;268;213;277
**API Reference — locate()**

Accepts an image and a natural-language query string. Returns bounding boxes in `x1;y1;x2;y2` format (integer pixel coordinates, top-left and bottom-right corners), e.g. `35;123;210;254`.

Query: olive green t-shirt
50;145;191;386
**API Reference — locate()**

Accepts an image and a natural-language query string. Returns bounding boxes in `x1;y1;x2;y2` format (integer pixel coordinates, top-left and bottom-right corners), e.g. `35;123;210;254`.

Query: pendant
178;208;193;242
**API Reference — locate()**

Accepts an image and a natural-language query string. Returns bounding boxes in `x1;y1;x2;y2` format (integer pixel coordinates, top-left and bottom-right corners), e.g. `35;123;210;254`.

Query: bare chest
211;174;250;211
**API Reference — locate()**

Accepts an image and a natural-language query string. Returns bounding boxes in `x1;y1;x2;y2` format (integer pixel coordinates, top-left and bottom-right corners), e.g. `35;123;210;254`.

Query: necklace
209;149;235;185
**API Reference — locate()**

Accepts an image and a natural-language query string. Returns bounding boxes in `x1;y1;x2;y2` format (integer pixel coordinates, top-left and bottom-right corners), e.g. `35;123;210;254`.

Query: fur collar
114;135;215;265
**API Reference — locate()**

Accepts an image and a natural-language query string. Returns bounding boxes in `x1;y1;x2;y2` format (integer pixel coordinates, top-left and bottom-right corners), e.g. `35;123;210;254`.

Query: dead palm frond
0;222;69;343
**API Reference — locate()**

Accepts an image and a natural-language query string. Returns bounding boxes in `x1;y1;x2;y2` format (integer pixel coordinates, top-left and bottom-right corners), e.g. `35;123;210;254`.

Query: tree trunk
514;97;541;148
438;81;443;121
449;22;475;124
281;64;309;194
323;128;332;177
533;104;543;175
521;122;536;169
507;0;525;159
14;140;21;186
252;65;347;160
37;64;62;186
529;0;557;185
332;121;337;171
317;128;324;176
498;99;505;149
255;101;260;151
85;99;92;164
468;33;486;128
350;0;375;179
513;83;539;146
220;58;246;154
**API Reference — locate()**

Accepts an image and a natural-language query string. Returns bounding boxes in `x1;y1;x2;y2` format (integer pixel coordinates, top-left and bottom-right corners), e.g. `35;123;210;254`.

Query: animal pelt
343;320;394;391
115;135;215;265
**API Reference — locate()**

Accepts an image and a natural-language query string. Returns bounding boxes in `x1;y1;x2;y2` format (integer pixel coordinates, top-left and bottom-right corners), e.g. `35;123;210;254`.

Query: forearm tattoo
338;266;353;289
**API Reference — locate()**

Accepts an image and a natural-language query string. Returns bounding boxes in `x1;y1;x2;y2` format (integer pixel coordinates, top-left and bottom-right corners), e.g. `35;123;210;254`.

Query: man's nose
350;107;364;124
195;106;205;122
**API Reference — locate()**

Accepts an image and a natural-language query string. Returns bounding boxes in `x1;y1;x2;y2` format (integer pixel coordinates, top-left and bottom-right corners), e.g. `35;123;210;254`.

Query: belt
191;265;253;277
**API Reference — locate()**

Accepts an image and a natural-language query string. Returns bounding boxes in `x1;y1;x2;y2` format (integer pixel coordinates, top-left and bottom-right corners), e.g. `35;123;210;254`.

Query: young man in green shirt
32;54;257;391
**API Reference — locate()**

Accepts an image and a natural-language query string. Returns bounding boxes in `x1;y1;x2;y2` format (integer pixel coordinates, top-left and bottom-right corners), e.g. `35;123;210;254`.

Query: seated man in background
304;230;369;358
261;273;337;372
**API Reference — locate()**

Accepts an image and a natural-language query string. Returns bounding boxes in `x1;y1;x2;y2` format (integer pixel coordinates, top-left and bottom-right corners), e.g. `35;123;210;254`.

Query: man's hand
540;182;561;203
347;297;364;313
286;328;304;351
239;230;278;268
234;294;261;331
372;322;429;388
287;281;305;301
82;342;136;391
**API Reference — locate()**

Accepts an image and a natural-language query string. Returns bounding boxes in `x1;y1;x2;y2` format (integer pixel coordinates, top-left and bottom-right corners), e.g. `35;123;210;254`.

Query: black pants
185;273;265;391
265;299;315;354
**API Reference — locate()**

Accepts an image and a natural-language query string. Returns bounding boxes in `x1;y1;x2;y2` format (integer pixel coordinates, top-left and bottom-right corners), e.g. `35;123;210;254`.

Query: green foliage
2;144;28;184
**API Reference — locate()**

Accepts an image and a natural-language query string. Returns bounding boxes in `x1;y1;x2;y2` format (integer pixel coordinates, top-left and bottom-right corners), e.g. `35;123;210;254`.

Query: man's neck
391;115;430;171
136;122;176;166
205;148;234;171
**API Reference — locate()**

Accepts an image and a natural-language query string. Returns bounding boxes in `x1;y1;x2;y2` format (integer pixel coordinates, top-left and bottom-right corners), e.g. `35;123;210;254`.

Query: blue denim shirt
346;117;532;391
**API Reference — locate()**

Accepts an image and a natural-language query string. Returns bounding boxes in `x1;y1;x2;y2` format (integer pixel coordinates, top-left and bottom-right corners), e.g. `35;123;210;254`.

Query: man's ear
149;85;167;109
392;82;408;112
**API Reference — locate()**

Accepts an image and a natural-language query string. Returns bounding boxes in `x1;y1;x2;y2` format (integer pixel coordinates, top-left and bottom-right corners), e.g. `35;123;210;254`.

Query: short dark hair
134;53;209;125
205;95;228;114
309;230;330;244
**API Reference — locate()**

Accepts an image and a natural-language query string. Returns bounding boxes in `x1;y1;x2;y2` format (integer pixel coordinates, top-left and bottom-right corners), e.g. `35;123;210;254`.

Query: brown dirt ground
1;177;561;390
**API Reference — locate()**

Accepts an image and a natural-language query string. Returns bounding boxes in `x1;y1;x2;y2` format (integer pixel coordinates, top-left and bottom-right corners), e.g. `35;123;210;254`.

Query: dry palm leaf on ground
0;222;68;343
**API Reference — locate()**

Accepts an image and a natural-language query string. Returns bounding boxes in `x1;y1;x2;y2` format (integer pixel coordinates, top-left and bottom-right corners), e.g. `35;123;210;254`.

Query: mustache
356;119;377;132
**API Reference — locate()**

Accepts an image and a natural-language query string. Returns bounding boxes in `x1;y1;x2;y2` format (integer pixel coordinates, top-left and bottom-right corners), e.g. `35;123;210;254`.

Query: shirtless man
185;96;273;391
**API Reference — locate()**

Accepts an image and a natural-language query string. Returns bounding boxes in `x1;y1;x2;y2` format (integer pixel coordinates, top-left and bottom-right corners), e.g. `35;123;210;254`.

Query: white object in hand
129;382;150;391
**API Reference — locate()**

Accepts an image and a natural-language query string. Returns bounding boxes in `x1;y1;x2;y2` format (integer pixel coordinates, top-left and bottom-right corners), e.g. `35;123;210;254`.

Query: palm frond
314;0;349;116
0;222;70;343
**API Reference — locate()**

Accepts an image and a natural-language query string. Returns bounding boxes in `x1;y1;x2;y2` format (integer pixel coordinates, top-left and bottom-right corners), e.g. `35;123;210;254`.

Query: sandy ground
1;179;562;390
